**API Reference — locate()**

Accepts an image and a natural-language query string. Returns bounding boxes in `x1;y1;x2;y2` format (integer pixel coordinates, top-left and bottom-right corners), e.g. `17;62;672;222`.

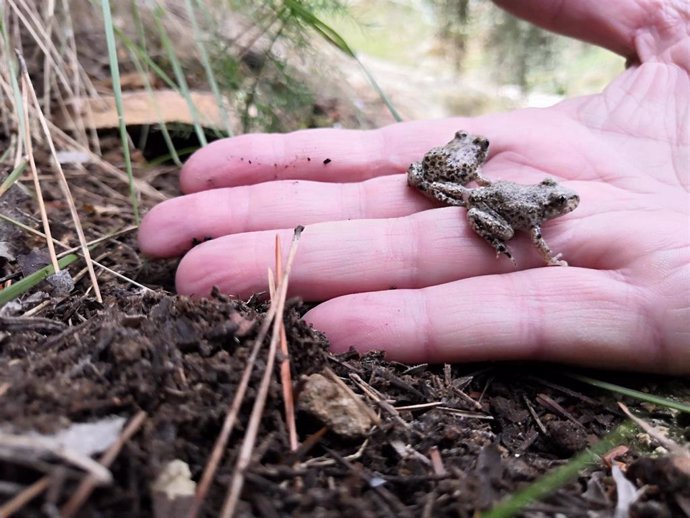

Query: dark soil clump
1;282;688;516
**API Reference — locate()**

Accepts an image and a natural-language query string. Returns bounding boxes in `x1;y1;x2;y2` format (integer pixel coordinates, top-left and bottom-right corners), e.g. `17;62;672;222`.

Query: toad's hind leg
466;208;517;265
530;227;568;266
407;163;466;207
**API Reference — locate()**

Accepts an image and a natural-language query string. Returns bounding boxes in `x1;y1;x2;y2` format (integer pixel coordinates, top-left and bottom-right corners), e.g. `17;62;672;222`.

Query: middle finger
174;206;586;299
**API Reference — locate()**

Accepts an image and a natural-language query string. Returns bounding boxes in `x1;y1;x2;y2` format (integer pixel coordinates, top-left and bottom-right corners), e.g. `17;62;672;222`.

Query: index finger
180;118;475;192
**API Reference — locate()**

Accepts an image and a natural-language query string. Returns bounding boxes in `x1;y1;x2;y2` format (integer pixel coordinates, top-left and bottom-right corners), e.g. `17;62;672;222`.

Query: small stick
429;446;446;476
0;475;51;517
220;227;303;518
618;402;687;457
60;411;147;517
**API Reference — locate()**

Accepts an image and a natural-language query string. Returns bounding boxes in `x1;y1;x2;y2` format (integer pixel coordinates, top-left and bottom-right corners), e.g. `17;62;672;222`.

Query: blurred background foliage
1;0;626;160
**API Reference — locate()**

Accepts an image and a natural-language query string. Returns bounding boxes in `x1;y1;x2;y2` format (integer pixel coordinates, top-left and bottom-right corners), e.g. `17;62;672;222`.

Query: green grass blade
0;142;12;163
482;421;635;518
567;373;690;414
126;3;183;167
282;0;402;122
152;7;208;147
115;28;178;91
0;253;80;306
0;159;27;197
100;0;140;223
0;8;26;149
146;146;198;167
353;55;402;122
184;0;233;136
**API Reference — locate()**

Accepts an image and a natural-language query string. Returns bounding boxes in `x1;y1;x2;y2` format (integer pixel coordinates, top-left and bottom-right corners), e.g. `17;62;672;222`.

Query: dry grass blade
60;411;148;517
18;52;60;274
189;226;304;518
7;0;74;96
220;226;304;518
17;51;103;303
48;120;165;201
101;0;139;223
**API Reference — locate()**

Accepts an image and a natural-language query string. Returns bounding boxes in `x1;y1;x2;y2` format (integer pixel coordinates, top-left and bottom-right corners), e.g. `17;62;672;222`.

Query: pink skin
139;0;690;374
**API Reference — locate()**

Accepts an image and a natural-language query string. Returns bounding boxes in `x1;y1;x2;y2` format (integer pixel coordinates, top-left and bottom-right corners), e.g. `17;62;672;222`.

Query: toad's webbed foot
492;240;517;266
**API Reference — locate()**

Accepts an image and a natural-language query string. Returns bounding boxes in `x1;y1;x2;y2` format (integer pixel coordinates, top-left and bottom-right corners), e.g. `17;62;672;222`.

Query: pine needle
18;52;60;274
100;0;140;223
220;226;304;518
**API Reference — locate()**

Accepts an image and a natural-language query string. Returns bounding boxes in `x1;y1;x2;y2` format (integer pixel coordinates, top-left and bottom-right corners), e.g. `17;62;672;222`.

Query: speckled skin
407;131;580;266
437;178;580;266
407;131;491;206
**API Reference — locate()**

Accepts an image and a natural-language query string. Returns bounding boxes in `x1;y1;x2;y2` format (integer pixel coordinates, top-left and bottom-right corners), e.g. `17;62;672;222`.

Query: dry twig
0;475;52;517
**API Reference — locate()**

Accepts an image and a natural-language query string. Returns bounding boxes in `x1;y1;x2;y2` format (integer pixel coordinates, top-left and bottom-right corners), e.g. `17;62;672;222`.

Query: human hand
138;0;690;374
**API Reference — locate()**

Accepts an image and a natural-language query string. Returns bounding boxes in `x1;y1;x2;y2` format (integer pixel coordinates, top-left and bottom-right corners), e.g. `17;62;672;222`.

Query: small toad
407;131;580;266
408;131;491;206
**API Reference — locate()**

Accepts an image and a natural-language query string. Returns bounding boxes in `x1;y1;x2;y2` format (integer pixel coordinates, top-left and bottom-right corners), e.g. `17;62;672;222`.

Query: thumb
492;0;686;64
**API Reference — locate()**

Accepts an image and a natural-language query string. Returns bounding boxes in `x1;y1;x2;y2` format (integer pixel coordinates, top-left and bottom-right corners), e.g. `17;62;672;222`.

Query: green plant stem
0;159;27;197
567;373;690;414
282;0;401;122
483;421;635;518
153;7;208;147
184;0;233;136
0;254;80;306
100;0;140;223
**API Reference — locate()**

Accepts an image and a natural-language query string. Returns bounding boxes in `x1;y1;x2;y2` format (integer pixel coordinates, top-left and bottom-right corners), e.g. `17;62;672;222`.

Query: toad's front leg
466;207;517;265
529;226;568;266
407;163;467;206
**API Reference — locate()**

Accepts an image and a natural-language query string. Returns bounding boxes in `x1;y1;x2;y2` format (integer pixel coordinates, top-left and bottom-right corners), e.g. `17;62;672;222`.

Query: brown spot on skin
192;236;214;247
248;160;252;164
307;157;311;161
323;158;332;165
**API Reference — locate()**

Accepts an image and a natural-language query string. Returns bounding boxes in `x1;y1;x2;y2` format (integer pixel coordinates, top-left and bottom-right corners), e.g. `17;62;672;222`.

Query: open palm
139;0;689;373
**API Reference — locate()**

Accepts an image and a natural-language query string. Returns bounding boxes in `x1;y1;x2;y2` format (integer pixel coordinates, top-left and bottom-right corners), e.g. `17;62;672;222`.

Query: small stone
298;372;378;438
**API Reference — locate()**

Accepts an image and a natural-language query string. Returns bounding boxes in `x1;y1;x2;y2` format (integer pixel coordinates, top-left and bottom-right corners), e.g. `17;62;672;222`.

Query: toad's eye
558;195;567;204
456;131;468;139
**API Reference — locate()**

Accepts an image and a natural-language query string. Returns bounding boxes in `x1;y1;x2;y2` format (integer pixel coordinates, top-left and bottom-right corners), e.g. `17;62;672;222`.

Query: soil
1;131;689;518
